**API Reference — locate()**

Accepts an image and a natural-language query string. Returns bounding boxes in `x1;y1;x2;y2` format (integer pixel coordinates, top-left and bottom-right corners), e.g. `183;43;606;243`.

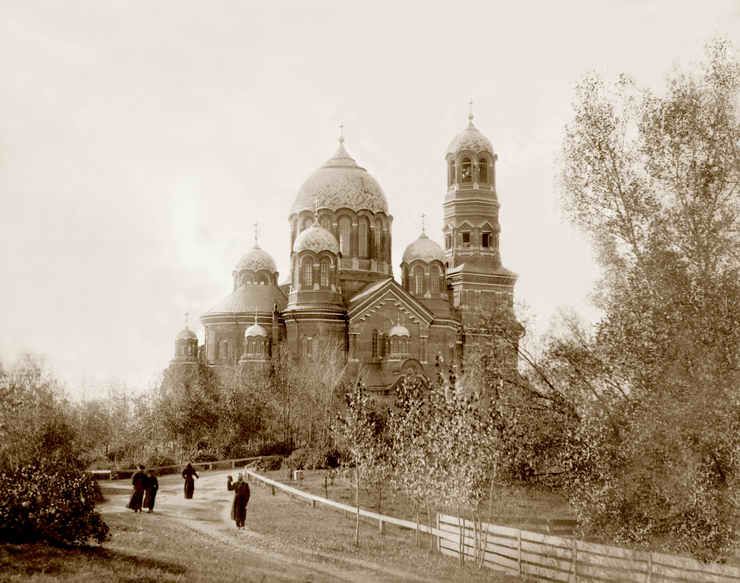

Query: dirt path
100;470;433;582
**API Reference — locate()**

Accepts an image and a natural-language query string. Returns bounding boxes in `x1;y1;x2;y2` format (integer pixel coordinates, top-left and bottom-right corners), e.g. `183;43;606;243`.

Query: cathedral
170;110;517;393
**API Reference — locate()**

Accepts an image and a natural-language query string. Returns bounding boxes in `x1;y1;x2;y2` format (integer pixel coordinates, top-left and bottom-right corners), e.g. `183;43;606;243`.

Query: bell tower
443;105;517;327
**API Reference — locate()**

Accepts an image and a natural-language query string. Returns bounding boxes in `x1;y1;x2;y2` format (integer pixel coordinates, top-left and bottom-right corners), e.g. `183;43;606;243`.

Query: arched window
320;259;330;288
372;329;378;358
478;158;488;183
414;265;425;296
390;337;398;354
375;218;383;258
358;217;369;258
339;217;351;256
430;264;441;293
448;160;456;185
378;333;385;358
320;216;331;231
301;216;312;232
301;257;313;287
461;158;472;182
293;259;300;288
219;339;230;361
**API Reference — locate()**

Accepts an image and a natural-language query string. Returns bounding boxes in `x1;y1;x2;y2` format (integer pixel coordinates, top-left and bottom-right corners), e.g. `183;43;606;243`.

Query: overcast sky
1;1;737;397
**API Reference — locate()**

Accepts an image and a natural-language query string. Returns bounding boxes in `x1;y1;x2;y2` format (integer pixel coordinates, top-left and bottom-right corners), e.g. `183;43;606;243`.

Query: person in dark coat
227;473;250;529
182;463;199;499
127;464;146;512
143;469;159;513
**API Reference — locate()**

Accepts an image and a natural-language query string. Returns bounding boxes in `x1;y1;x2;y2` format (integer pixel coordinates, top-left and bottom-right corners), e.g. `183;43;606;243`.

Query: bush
192;451;219;463
0;461;109;546
252;456;283;471
286;446;340;470
144;454;177;469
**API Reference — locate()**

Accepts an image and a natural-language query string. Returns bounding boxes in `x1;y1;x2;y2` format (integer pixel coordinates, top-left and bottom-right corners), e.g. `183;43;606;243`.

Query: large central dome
290;139;388;216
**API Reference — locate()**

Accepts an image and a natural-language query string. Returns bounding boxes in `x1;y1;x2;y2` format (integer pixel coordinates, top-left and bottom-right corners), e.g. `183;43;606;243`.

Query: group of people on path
126;465;159;513
126;461;251;529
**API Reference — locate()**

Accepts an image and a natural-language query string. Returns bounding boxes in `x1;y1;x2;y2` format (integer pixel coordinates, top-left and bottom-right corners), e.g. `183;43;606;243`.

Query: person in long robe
127;465;146;512
182;463;199;499
143;469;159;513
227;473;250;529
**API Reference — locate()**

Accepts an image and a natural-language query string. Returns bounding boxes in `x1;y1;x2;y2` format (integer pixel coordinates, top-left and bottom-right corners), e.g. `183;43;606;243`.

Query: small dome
293;223;339;254
446;116;493;156
291;139;388;216
244;323;268;338
176;327;197;341
235;245;277;273
402;233;445;264
389;323;410;337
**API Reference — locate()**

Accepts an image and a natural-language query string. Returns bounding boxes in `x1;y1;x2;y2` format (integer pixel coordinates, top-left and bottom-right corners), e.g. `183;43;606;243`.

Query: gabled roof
348;277;435;326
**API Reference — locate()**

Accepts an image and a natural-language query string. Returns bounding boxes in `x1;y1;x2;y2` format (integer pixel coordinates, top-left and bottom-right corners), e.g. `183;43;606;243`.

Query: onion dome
446;112;493;156
176;326;197;340
235;245;277;273
389;322;410;337
290;135;388;216
205;285;287;315
293;223;339;254
245;322;268;338
402;232;445;264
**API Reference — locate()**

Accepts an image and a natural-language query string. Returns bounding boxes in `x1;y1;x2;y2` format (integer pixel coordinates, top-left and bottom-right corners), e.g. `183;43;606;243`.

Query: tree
558;39;739;560
332;376;383;547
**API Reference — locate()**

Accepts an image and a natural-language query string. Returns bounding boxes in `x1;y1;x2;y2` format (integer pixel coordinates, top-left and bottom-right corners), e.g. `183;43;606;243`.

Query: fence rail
243;468;450;539
88;455;281;480
437;513;740;582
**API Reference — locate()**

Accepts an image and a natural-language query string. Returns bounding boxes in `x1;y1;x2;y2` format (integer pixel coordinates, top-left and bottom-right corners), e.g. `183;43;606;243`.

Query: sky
1;1;737;397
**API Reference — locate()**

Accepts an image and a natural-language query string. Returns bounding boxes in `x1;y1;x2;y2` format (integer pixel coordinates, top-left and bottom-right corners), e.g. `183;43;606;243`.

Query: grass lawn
1;470;522;582
264;468;573;528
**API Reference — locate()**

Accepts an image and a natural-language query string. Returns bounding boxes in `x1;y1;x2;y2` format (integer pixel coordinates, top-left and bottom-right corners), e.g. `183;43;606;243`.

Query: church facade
170;112;517;392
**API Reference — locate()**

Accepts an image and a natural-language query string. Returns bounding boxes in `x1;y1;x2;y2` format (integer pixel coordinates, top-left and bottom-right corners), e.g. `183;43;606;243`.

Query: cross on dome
468;98;474;126
421;213;426;235
184;312;189;327
253;221;261;246
338;122;344;144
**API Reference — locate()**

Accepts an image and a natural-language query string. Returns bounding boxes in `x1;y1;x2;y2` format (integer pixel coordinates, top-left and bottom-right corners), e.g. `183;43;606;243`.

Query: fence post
378;519;384;534
517;529;522;576
271;485;276;496
647;552;653;583
571;537;578;582
436;514;440;553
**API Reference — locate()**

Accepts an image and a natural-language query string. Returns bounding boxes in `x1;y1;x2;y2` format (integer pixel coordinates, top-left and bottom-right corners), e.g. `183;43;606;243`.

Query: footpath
100;469;515;582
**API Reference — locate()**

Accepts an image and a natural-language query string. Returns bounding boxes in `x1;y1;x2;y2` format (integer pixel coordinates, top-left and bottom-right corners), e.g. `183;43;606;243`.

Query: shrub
286;448;309;470
0;461;109;546
144;454;177;469
192;451;219;463
252;456;283;471
286;446;340;470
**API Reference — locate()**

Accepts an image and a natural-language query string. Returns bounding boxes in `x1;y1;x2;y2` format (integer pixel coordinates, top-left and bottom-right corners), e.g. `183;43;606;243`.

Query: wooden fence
437;513;740;582
89;455;281;480
243;468;447;538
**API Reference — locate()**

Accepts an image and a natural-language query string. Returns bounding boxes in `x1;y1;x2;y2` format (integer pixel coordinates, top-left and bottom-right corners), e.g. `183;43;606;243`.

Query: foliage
0;355;109;546
558;38;739;560
0;461;109;546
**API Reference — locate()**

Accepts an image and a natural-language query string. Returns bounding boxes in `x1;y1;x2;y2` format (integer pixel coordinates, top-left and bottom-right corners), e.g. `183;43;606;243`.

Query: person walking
127;464;146;512
182;462;199;499
143;469;159;513
227;473;250;529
